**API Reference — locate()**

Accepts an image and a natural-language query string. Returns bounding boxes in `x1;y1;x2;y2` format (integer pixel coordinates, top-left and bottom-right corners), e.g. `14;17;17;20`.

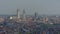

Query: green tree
18;31;22;34
25;32;30;34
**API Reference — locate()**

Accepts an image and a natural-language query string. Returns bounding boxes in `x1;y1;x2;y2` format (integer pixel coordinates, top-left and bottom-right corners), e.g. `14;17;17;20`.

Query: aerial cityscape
0;0;60;34
0;8;60;34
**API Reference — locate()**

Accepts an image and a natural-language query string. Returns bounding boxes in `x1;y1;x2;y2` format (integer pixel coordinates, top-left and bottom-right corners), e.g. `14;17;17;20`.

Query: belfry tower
17;8;20;19
23;9;26;21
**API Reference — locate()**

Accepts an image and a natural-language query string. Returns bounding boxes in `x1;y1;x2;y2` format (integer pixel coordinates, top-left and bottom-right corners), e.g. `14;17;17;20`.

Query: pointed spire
23;9;25;16
34;12;38;21
35;12;38;18
23;8;26;21
17;8;20;19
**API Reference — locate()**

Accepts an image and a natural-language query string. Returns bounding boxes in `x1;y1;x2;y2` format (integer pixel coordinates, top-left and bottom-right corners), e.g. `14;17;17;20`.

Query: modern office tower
17;8;20;19
23;9;26;21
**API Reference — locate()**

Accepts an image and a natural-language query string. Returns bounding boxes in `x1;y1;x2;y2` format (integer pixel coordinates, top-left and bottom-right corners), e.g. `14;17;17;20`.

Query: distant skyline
0;0;60;15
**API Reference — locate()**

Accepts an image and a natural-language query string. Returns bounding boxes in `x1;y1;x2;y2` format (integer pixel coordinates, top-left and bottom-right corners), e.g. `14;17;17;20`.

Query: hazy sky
0;0;60;15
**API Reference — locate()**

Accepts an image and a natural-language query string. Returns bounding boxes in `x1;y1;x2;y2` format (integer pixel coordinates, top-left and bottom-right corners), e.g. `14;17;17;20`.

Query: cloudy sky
0;0;60;15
